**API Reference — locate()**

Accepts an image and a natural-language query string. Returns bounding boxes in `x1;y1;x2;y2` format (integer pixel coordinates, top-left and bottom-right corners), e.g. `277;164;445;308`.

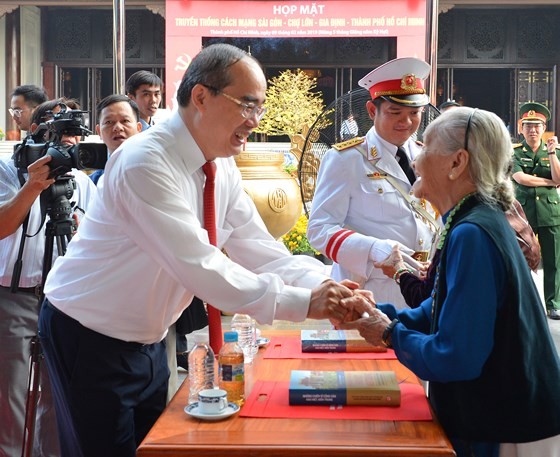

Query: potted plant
255;69;326;137
282;214;331;264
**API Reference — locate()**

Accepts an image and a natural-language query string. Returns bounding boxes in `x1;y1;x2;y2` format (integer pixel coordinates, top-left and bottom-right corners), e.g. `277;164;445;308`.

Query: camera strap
10;169;31;293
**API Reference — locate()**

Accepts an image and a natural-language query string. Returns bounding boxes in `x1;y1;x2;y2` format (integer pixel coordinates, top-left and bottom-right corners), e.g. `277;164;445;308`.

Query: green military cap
519;102;550;124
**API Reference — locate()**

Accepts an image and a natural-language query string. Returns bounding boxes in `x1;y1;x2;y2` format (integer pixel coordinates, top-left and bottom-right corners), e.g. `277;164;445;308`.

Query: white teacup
198;389;228;415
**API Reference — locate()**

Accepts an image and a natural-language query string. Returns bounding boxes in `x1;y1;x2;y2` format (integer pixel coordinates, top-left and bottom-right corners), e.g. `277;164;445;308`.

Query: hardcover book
301;329;387;353
289;370;400;406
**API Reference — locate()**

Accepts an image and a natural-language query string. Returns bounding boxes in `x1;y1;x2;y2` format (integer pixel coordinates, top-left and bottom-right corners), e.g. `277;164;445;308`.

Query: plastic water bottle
218;331;245;406
230;313;257;364
187;333;215;404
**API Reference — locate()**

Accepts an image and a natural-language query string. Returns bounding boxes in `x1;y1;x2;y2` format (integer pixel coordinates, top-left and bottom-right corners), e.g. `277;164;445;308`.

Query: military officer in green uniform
512;102;560;319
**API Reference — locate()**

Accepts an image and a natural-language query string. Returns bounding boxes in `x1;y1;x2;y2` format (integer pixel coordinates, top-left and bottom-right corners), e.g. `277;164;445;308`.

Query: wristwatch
381;319;399;348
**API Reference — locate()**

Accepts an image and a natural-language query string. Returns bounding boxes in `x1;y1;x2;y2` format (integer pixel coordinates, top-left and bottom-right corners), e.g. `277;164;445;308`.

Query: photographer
29;98;81;139
0;100;96;456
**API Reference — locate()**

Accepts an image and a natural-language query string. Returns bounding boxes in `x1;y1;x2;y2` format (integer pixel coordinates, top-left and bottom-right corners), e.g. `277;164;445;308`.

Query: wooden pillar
5;8;20;141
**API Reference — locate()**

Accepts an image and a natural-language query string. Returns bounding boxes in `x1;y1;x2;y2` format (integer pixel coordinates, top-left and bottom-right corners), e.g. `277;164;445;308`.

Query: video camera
13;103;107;177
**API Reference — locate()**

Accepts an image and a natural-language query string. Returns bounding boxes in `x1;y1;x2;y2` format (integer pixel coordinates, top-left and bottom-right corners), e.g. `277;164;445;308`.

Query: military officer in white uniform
308;57;440;309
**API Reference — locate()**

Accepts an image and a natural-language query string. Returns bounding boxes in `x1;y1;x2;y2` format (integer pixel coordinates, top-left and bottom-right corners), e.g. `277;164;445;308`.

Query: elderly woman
342;107;560;457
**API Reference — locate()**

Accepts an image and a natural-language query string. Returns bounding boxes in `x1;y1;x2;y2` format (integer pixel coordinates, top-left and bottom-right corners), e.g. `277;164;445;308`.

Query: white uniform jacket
307;127;438;308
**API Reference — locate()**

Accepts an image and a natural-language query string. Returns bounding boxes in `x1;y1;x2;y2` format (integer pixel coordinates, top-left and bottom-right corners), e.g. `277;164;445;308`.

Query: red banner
165;0;428;108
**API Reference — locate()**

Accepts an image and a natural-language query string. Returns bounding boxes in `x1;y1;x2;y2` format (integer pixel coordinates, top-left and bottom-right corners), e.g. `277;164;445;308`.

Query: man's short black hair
176;43;260;108
96;94;140;122
125;71;163;95
11;84;48;107
31;97;81;126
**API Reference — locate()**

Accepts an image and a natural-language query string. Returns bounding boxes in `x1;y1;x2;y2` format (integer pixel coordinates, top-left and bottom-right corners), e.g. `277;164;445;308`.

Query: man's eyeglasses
204;85;266;121
9;108;27;118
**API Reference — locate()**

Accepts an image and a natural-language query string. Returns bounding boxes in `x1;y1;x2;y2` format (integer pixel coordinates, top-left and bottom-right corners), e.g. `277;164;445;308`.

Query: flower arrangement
0;128;4;140
282;214;320;255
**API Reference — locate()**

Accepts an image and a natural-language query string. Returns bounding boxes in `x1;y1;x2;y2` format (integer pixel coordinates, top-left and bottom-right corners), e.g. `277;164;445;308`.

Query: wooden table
137;330;455;457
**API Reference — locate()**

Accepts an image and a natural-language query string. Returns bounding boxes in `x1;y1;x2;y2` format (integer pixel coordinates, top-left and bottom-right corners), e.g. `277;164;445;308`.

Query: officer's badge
370;146;378;159
401;74;417;91
333;136;365;151
367;171;387;179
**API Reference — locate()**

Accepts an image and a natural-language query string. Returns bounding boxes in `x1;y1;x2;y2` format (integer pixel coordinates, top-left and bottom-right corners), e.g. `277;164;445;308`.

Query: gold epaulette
332;136;365;151
512;143;523;148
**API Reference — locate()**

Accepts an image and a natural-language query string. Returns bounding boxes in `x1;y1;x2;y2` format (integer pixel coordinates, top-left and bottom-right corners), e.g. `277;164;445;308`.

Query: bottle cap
224;331;238;343
193;333;209;344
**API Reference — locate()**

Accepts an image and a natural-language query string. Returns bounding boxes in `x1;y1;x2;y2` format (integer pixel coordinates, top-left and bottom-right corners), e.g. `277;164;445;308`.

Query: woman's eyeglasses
464;108;478;151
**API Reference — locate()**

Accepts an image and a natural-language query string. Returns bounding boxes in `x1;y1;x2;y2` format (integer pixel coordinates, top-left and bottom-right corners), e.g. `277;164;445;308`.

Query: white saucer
257;337;270;347
184;402;240;421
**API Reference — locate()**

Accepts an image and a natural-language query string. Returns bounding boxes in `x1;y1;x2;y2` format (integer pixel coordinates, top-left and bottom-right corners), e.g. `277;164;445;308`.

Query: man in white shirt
125;70;163;131
0;107;96;456
308;57;440;309
38;44;373;457
9;84;48;137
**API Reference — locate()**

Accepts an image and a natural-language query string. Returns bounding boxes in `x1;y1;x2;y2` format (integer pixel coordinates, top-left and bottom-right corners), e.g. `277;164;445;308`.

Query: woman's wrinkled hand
334;286;377;325
336;308;392;347
374;245;429;279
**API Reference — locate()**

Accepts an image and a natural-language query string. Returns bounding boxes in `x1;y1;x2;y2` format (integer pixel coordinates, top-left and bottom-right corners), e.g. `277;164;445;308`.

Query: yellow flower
282;214;320;255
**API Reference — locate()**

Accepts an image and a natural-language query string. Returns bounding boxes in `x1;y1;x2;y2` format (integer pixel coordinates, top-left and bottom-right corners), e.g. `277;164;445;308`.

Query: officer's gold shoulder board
333;136;365;151
512;143;523;148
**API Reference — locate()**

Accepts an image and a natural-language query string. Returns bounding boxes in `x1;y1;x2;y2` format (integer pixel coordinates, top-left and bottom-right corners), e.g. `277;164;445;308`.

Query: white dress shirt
0;156;97;287
44;111;328;344
308;126;437;308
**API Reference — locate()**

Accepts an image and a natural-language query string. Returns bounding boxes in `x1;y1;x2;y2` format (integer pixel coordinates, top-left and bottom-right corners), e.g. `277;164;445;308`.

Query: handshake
308;279;394;348
307;279;379;326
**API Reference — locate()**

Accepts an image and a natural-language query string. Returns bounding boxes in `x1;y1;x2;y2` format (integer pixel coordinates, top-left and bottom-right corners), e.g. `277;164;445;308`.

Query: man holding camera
0;100;96;456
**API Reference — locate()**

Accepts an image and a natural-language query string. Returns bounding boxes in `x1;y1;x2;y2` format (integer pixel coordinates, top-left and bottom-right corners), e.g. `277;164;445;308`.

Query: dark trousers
536;225;560;310
450;438;499;457
38;299;169;457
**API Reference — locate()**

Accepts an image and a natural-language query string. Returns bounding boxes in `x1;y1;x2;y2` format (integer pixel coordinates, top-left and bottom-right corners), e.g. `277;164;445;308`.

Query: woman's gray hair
424;106;515;210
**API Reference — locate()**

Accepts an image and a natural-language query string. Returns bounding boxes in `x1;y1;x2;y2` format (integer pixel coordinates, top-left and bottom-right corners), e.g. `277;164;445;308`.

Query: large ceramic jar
234;150;302;239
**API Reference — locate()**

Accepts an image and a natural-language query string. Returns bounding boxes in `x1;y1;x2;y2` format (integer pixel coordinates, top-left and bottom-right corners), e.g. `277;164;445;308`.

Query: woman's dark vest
430;199;560;443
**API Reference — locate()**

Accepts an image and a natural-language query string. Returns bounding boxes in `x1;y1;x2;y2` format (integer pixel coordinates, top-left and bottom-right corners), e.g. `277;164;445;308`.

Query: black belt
0;284;42;297
45;300;153;350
